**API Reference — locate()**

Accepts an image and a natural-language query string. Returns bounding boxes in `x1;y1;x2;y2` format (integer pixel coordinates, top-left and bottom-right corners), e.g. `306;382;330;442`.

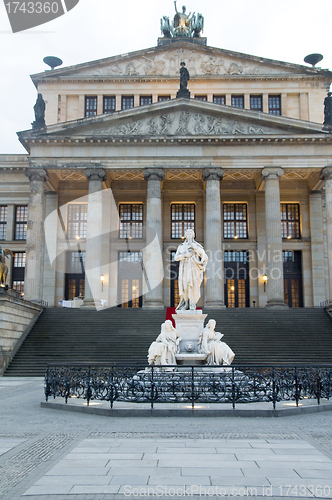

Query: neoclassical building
1;21;332;312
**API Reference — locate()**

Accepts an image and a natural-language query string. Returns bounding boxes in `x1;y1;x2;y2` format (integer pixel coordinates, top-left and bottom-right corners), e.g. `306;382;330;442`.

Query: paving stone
109;475;149;485
210;475;271;486
69;485;120;494
45;467;110;476
181;467;244;477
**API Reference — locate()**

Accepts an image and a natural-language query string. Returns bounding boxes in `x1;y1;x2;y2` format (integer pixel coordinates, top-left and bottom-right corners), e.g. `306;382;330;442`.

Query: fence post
65;367;70;404
151;366;154;410
191;367;195;409
86;366;91;406
272;367;277;410
110;367;114;409
294;368;299;407
316;368;321;405
231;366;236;409
45;365;50;402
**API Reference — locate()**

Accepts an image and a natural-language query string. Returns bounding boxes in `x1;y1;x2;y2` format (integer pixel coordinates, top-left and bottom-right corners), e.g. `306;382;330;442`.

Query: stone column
24;168;48;302
143;168;164;308
83;168;106;308
202;167;225;308
261;167;287;307
321;167;332;305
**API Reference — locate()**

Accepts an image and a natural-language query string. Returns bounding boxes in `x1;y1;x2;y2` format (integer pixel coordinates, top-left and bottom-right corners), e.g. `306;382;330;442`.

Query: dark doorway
224;251;250;308
283;251;303;307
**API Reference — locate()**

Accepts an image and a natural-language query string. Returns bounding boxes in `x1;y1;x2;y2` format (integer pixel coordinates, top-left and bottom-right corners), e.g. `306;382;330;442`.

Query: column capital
202;167;224;182
25;168;48;183
320;166;332;181
261;167;284;181
84;168;107;182
143;168;165;182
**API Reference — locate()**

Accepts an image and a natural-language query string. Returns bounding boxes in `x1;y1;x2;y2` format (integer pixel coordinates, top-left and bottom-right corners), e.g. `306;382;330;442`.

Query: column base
204;301;226;308
143;301;165;309
81;299;98;309
265;300;288;308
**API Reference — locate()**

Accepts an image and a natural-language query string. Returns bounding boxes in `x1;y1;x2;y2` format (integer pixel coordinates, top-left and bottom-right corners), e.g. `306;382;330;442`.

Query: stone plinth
175;353;207;365
172;310;207;354
176;89;190;99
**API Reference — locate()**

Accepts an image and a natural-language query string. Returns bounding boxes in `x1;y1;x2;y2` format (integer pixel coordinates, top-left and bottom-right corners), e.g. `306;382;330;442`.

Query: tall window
119;204;143;239
67;204;87;239
85;96;97;117
231;95;244;108
195;95;207;101
250;95;263;111
158;95;170;102
12;251;26;295
171;204;195;239
0;206;7;240
15;206;28;240
223;204;248;239
122;96;134;110
103;96;115;113
269;95;281;115
140;96;152;106
213;95;226;105
66;251;85;274
281;203;300;239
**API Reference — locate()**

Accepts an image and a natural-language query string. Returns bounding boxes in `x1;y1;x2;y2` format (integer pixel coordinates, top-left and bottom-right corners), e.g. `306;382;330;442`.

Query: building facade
1;31;332;311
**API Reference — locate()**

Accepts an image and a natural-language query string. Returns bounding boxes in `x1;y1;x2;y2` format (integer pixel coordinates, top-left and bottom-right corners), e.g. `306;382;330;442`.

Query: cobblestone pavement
1;377;332;500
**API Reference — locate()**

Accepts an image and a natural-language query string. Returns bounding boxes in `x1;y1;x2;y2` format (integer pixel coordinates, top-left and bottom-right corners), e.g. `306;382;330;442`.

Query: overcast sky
0;0;331;154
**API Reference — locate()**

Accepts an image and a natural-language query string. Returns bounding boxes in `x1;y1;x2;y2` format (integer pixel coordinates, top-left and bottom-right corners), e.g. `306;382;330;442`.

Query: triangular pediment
31;41;332;83
19;99;326;144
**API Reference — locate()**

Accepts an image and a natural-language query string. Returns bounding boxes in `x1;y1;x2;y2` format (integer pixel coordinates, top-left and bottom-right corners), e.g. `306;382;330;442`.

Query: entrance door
283;251;303;307
64;251;85;300
224;251;249;308
118;252;143;308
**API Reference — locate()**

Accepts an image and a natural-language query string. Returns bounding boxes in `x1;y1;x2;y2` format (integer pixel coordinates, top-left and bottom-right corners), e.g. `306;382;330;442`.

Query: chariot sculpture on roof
160;2;204;39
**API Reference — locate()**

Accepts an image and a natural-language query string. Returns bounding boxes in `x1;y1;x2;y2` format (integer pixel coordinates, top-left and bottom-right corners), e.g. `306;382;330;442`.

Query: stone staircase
4;307;332;377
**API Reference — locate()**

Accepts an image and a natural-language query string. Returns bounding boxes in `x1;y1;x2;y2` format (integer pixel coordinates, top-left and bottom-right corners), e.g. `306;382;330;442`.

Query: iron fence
44;363;332;410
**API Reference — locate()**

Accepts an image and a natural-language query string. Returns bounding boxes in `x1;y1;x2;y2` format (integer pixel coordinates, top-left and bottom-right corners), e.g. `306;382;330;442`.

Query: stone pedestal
176;90;190;99
173;310;207;353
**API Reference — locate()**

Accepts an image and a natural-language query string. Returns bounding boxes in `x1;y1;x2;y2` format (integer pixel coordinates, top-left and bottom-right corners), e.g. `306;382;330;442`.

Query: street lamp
100;274;105;292
262;274;268;292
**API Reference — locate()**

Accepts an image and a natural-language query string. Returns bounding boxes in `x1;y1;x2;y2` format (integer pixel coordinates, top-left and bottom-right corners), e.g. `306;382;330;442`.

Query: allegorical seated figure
198;319;235;366
174;228;208;311
148;320;181;366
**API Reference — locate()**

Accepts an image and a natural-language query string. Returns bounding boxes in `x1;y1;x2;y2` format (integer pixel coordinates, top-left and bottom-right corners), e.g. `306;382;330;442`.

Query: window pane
227;280;235;308
122;96;134;110
0;205;7;240
269;95;281;115
250;95;262;111
140;96;152;106
195;95;207;101
103;96;115;113
158;96;170;102
223;204;247;239
231;95;244;108
15;206;27;240
171;204;195;239
280;203;300;239
85;96;97;117
13;252;26;267
213;95;226;105
119;204;143;239
67;204;87;239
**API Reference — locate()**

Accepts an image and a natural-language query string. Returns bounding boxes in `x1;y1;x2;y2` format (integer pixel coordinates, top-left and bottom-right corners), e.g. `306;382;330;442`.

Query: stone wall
0;293;44;375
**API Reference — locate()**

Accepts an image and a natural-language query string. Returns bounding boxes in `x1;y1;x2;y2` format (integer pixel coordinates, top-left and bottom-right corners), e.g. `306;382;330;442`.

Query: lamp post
262;274;268;293
100;274;105;292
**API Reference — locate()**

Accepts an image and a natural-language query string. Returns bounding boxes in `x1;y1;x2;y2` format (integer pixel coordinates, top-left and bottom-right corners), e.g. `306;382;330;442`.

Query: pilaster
320;167;332;306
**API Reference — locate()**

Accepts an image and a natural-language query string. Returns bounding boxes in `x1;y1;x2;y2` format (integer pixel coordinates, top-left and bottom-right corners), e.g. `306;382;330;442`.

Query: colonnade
23;166;332;308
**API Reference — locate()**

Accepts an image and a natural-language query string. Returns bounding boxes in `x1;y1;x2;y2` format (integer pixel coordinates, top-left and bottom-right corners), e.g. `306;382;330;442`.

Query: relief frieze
93;112;273;136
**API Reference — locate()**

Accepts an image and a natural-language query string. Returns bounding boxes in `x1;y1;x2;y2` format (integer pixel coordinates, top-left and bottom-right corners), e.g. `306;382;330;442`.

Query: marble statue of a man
198;319;235;366
148;320;181;366
174;228;208;311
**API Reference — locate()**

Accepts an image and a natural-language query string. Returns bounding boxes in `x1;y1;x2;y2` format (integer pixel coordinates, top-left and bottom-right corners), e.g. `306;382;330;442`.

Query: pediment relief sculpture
92;111;273;137
79;49;308;79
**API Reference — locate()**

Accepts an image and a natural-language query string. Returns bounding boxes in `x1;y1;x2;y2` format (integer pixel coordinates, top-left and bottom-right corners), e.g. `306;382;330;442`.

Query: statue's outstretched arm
174;0;178;13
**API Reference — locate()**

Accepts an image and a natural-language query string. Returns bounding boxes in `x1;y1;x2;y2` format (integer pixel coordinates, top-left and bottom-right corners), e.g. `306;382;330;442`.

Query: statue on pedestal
198;319;235;366
0;247;14;285
148;320;181;366
174;228;208;310
323;92;332;131
32;94;46;129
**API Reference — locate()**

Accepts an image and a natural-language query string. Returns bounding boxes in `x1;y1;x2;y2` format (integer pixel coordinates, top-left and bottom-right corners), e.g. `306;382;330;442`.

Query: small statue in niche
32;94;46;129
323;91;332;131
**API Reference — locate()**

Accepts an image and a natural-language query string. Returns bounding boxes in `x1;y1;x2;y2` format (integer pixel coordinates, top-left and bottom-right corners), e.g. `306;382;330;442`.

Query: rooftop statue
160;3;204;39
32;93;46;129
0;247;15;285
323;91;332;131
174;228;208;310
179;62;190;90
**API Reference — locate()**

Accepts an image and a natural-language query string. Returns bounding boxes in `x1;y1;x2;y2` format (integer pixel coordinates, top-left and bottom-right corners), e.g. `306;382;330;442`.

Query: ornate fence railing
44;364;332;410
